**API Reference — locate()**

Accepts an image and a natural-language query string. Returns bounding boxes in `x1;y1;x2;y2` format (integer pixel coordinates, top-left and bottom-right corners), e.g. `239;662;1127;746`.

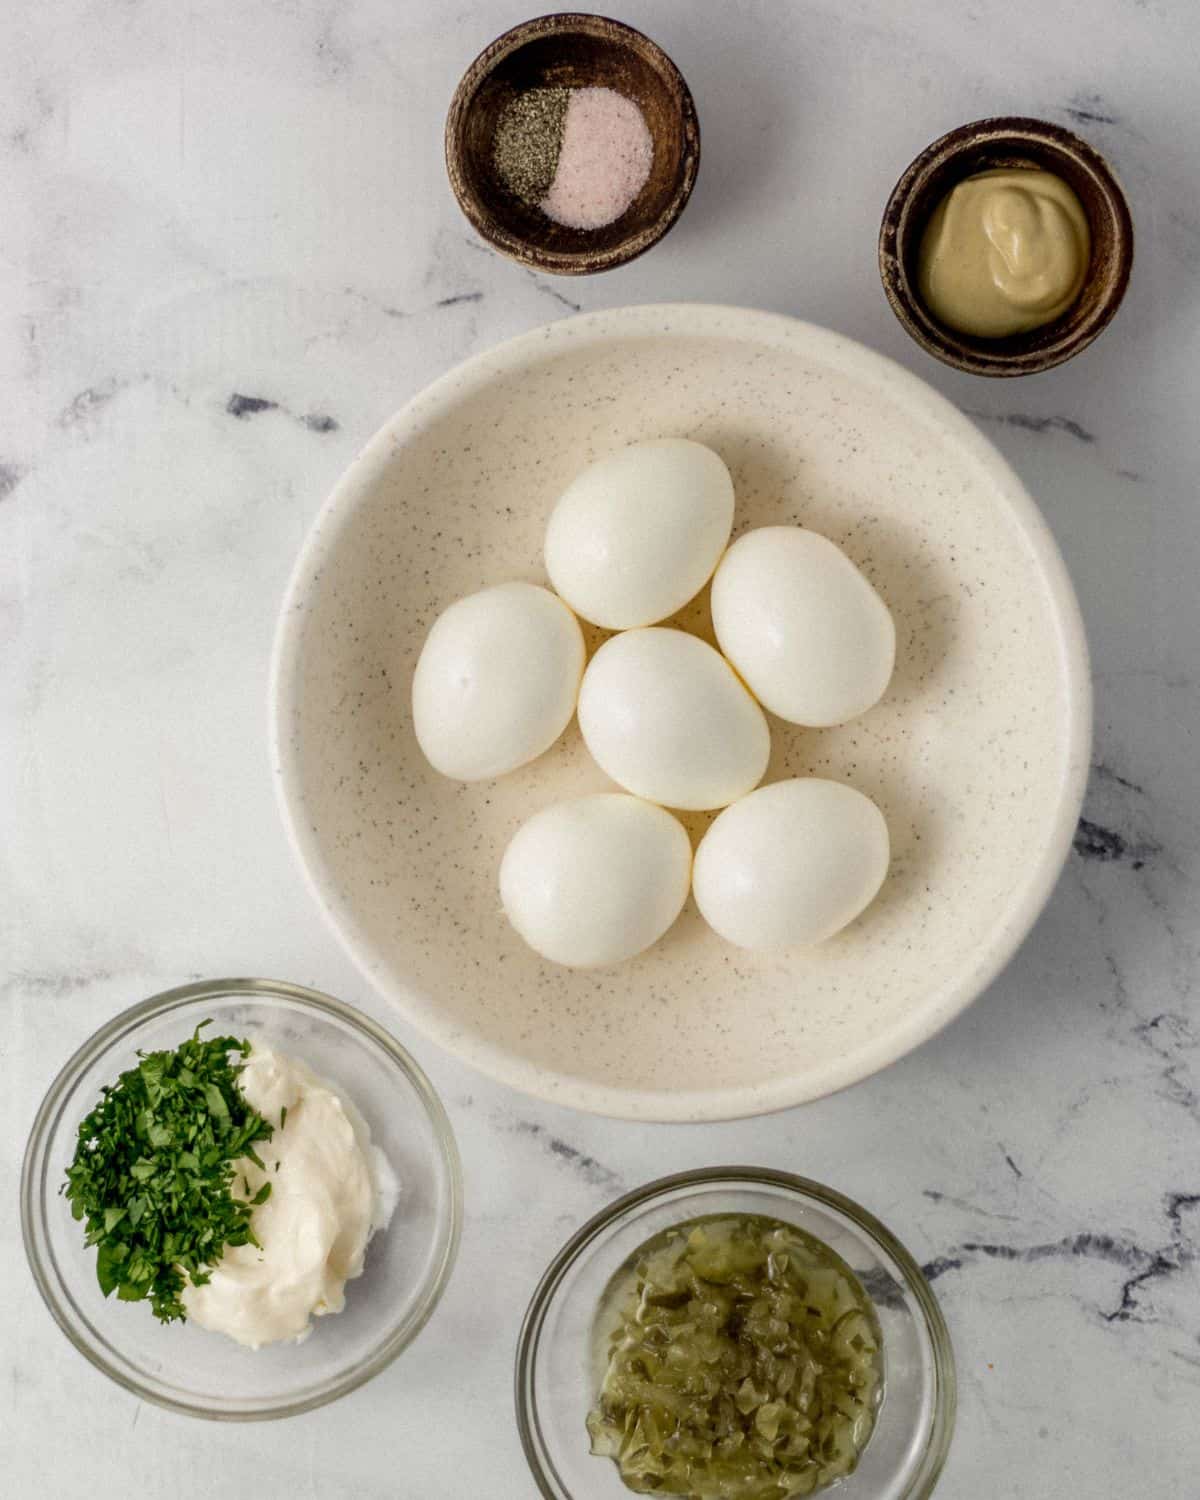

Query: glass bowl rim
20;975;464;1422
515;1165;956;1499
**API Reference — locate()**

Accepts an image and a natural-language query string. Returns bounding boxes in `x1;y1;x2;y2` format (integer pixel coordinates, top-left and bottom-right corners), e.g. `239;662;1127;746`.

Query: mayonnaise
182;1045;395;1350
918;168;1091;338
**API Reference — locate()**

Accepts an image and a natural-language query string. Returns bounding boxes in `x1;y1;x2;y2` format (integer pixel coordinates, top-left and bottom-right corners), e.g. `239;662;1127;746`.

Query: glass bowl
516;1168;954;1499
20;978;462;1420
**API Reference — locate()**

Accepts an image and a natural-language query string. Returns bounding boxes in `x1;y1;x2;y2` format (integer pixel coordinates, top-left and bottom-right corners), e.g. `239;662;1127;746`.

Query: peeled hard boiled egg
544;438;735;629
499;794;692;967
412;581;584;781
578;627;771;811
692;778;889;950
711;526;896;727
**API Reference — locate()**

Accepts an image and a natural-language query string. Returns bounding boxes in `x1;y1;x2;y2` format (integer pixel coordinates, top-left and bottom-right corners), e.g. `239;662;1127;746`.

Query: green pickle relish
586;1213;883;1498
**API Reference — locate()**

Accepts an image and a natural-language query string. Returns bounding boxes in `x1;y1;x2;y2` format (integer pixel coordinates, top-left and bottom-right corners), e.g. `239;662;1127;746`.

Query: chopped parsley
62;1022;274;1323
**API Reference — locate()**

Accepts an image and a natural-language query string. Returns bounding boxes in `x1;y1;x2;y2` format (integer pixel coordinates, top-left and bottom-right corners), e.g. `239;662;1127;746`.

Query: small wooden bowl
879;117;1134;376
445;13;699;276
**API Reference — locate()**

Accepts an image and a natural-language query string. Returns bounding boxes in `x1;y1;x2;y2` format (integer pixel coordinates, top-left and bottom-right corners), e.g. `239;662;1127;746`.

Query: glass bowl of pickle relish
516;1168;954;1500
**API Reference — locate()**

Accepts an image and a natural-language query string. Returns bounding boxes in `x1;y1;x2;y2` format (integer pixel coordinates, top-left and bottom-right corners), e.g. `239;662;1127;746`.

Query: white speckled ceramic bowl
270;305;1090;1122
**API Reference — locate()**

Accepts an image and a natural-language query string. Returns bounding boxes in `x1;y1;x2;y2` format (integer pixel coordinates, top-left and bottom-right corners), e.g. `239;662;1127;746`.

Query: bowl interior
447;15;697;271
272;305;1089;1121
22;984;461;1419
517;1173;954;1500
881;118;1133;375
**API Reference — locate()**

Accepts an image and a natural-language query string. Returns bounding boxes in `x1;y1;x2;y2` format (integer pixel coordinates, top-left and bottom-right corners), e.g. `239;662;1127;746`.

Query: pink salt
541;86;654;231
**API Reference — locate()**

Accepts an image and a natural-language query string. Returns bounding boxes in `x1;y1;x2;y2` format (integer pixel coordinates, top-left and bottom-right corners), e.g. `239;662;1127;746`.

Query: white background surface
3;2;1198;1495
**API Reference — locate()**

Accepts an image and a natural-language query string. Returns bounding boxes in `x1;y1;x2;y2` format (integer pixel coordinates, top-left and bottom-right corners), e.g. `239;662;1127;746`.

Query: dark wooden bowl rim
445;12;700;276
879;116;1134;377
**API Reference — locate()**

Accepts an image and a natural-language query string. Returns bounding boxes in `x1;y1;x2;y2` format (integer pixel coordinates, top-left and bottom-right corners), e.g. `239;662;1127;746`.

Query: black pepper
492;86;570;205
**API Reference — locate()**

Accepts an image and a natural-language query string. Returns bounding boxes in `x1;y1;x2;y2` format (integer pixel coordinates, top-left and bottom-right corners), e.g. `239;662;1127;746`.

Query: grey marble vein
0;461;26;500
1063;93;1120;126
57;380;125;428
1073;815;1161;868
966;409;1096;443
523;271;582;314
1091;761;1145;795
506;1118;622;1190
226;392;279;419
226;391;340;433
923;1191;1200;1329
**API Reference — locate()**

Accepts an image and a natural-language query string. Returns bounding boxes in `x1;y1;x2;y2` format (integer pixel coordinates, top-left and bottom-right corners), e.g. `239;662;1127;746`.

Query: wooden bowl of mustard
445;13;700;276
879;117;1134;376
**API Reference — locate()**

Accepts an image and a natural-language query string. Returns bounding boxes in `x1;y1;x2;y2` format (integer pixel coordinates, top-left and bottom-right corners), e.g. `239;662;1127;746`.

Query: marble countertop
4;1;1198;1494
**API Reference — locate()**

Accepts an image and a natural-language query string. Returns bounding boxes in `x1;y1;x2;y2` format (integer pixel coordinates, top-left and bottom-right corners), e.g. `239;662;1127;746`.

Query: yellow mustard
918;168;1091;338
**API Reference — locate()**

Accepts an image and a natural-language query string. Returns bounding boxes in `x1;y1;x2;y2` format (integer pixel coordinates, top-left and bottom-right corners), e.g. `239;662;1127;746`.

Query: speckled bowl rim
269;303;1092;1122
20;978;464;1421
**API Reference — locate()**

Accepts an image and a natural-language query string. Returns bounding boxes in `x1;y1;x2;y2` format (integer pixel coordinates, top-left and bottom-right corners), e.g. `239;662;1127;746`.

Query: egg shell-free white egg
578;627;771;811
710;526;896;727
544;438;735;630
693;778;889;949
499;794;692;967
412;581;585;781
